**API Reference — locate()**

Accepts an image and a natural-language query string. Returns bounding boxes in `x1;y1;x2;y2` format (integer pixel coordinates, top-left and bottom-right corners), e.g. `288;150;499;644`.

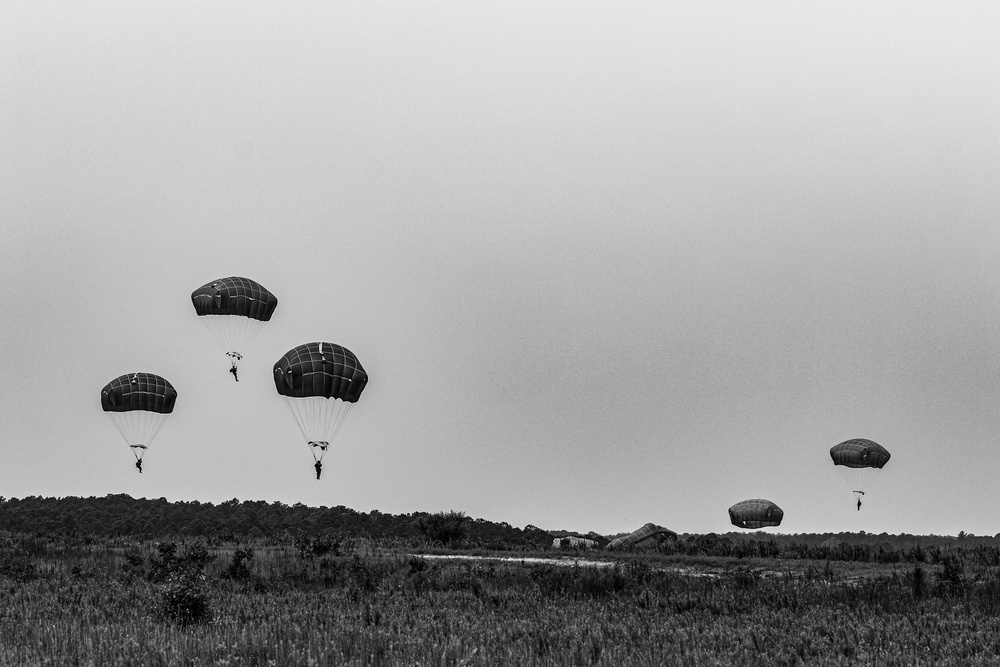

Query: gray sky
2;2;999;537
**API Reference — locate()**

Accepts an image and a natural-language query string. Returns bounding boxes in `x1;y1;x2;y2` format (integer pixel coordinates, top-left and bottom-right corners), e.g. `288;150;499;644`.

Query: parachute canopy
830;438;890;469
273;342;369;473
191;276;277;321
729;499;783;529
606;523;677;550
273;342;368;402
830;438;890;503
191;277;277;379
101;372;177;414
100;373;177;467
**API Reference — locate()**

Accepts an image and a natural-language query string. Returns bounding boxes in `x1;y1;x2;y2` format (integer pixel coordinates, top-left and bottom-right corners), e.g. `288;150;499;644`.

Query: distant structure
729;499;783;529
552;536;598;549
605;523;677;550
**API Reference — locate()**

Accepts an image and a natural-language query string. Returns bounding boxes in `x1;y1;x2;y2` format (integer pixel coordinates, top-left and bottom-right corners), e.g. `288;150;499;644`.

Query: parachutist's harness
131;444;147;472
309;444;328;479
132;446;146;472
227;352;242;381
308;442;329;475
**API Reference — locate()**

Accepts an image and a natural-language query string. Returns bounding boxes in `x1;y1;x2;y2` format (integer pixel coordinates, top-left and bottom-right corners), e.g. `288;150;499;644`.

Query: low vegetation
4;525;1000;664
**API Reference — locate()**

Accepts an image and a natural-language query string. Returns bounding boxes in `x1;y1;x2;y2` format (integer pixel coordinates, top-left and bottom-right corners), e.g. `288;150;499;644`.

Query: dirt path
412;553;617;568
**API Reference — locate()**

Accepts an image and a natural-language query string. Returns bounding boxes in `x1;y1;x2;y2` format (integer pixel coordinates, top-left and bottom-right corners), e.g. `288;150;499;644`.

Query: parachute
606;523;677;550
273;342;369;479
191;277;277;380
100;373;177;471
830;438;890;506
729;499;783;529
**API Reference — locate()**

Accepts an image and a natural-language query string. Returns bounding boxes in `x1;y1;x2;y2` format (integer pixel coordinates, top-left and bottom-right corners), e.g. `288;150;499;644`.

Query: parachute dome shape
830;438;890;469
830;438;890;503
729;499;783;529
191;276;277;379
606;523;677;550
100;373;177;467
273;342;369;473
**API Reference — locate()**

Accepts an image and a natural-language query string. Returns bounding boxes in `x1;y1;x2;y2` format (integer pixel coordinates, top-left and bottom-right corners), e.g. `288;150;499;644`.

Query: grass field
3;532;1000;665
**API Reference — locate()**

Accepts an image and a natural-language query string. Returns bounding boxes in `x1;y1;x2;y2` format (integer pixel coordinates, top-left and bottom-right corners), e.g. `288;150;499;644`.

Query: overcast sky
2;2;999;537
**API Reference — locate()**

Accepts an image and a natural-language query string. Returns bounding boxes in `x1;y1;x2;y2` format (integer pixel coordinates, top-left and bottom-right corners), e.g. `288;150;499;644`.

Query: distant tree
521;524;556;548
418;511;469;546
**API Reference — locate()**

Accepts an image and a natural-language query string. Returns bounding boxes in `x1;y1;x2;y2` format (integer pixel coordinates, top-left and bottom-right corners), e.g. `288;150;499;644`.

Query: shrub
0;555;35;582
159;568;212;625
185;542;213;567
295;533;341;559
935;556;966;598
348;555;386;593
226;548;254;581
148;542;178;582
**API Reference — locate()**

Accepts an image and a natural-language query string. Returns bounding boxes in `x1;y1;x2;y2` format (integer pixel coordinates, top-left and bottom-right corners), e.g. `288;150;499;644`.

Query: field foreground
3;532;1000;665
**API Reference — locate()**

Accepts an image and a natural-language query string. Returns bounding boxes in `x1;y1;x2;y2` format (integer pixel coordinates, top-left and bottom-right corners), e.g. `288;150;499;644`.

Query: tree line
1;494;996;562
0;495;550;548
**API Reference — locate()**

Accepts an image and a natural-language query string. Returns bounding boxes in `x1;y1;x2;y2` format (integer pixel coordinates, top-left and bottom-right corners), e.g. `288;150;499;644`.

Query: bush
936;556;966;598
185;542;213;567
0;555;36;582
226;548;254;581
160;568;212;625
148;542;178;582
295;533;341;559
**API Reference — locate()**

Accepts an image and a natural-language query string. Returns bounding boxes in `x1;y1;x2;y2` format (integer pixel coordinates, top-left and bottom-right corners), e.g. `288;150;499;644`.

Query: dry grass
3;533;1000;665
